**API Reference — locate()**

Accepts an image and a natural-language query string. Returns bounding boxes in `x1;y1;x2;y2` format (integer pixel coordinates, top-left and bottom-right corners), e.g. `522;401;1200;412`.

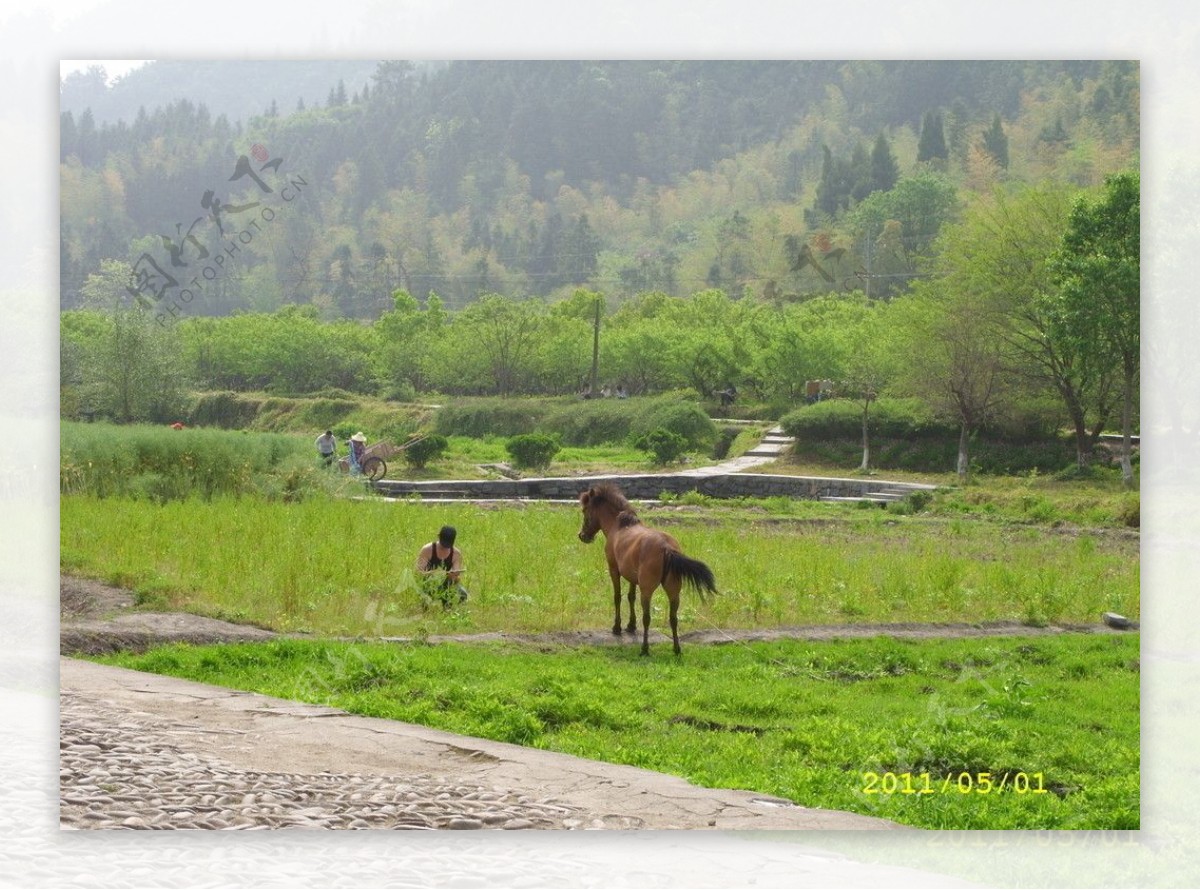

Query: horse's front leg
625;580;637;634
609;567;624;636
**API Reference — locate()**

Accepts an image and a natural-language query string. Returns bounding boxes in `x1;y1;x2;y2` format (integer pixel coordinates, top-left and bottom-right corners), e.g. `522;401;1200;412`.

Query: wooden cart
339;436;424;481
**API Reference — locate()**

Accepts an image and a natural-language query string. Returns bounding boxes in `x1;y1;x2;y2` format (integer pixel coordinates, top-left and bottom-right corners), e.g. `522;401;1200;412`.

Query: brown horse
578;482;716;656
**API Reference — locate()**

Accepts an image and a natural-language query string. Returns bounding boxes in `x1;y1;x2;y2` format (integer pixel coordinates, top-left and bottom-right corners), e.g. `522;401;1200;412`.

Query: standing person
315;430;337;466
415;525;469;607
347;432;367;474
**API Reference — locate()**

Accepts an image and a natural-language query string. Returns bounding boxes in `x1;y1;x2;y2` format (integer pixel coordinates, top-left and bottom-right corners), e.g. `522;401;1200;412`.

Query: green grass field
60;494;1138;636
95;633;1139;830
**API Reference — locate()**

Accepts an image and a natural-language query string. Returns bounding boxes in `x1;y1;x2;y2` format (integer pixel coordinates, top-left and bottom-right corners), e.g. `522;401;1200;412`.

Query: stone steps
743;426;794;458
820;487;922;508
819;496;898;507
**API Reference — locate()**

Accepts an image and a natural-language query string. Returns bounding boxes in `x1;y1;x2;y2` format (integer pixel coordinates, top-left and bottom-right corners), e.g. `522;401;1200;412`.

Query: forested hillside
60;60;1138;313
60;60;1140;481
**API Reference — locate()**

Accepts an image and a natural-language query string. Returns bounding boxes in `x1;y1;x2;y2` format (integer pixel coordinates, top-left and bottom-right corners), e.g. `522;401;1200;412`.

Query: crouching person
416;525;469;608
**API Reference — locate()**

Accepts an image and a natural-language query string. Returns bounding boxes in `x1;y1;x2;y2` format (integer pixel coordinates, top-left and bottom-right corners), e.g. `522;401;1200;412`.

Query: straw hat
350;432;366;442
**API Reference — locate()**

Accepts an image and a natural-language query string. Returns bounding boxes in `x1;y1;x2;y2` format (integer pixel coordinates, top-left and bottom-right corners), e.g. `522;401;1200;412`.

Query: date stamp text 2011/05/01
861;771;1051;795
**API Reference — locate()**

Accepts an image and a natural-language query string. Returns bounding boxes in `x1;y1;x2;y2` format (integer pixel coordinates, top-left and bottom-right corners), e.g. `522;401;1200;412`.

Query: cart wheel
363;457;387;481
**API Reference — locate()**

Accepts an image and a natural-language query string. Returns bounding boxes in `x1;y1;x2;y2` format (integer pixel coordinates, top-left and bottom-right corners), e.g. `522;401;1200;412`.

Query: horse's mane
590;482;633;513
616;510;642;528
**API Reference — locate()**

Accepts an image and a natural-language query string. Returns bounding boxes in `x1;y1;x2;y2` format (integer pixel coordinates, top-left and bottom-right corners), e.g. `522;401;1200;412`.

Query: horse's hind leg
625;580;637;634
664;577;683;656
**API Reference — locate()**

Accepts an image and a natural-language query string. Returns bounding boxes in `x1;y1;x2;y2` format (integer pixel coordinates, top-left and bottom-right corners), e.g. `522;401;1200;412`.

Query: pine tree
981;113;1009;168
849;142;873;202
870;133;899;193
917;110;948;163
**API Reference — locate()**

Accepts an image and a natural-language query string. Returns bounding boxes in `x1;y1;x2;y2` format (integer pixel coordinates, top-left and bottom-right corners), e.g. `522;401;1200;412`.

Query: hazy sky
59;58;150;82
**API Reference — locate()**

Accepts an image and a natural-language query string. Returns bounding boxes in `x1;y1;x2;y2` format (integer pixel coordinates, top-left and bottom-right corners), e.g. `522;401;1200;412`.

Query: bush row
781;397;1067;446
434;394;718;450
186;390;432;444
781;398;951;441
791;436;1077;475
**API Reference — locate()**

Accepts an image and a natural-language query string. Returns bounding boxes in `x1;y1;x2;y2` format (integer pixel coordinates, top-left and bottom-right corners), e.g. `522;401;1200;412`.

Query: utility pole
863;225;873;300
588;294;601;395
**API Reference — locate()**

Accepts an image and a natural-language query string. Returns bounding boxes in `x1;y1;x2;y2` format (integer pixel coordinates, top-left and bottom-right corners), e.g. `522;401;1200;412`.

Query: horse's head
578;487;603;543
579;483;632;543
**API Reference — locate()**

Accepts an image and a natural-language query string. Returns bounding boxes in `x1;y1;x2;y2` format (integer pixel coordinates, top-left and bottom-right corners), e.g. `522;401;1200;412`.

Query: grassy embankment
98;633;1139;830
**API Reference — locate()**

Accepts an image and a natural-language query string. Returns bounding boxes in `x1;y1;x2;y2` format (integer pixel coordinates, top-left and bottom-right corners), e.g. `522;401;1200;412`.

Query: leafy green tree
847;173;960;297
1049;170;1140;486
375;289;438;397
603;324;684;394
77;260;188;422
752;294;865;403
836;302;898;471
931;183;1115;468
890;286;1010;482
429;294;543;395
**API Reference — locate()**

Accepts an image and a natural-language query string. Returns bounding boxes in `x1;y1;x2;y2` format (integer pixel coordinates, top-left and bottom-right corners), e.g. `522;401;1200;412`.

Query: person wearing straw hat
347;432;367;475
415;525;469;607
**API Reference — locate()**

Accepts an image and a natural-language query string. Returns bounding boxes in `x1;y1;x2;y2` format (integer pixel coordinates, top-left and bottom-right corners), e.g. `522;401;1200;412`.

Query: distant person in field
315;430;337;466
415;525;468;607
347;432;367;474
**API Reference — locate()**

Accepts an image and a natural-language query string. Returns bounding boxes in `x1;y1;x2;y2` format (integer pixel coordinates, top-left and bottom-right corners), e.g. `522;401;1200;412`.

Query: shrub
543;398;639;446
380;380;417;402
905;489;934;512
781;398;948;441
506;433;562;471
634;428;688;465
434;395;718;450
403;434;449;469
1116;494;1139;528
434;398;550;438
631;401;717;451
189;391;264;429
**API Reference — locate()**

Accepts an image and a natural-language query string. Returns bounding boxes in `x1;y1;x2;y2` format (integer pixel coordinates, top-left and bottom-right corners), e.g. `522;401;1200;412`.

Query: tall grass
60;496;1139;635
60;421;352;502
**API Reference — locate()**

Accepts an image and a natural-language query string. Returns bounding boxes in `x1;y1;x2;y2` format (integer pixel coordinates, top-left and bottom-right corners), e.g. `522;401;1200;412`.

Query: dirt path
59;574;1133;657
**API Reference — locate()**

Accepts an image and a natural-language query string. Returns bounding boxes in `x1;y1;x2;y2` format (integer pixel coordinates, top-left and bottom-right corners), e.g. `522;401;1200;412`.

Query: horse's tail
663;550;717;604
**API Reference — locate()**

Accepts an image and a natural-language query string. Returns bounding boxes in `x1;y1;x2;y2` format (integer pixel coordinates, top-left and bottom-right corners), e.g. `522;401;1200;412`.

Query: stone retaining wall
374;473;937;501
